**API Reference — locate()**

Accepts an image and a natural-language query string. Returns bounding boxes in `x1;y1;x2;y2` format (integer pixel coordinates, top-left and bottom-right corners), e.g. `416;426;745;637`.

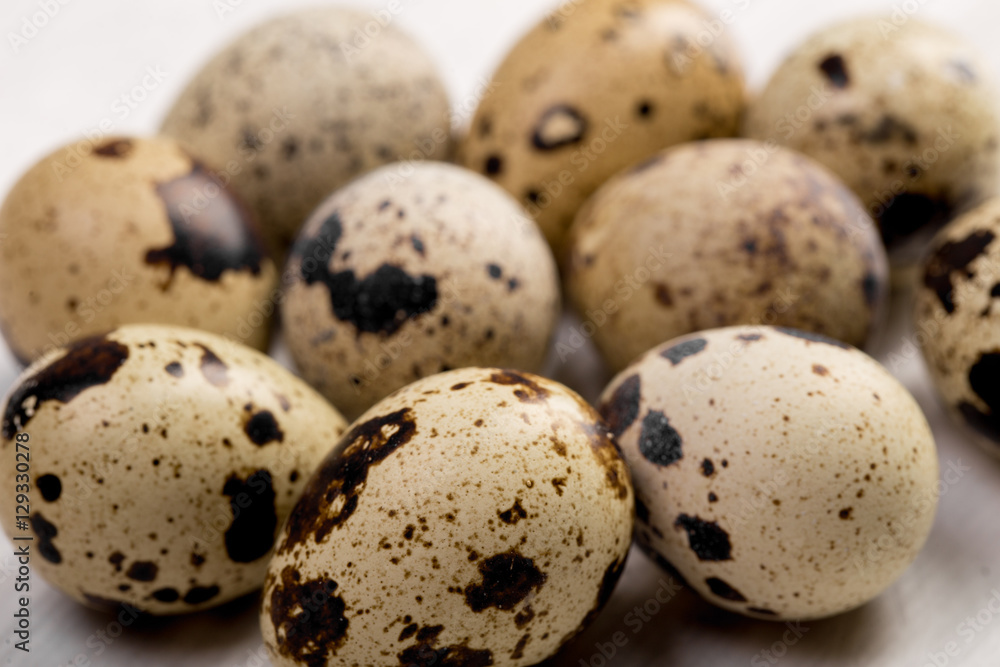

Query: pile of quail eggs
2;2;999;665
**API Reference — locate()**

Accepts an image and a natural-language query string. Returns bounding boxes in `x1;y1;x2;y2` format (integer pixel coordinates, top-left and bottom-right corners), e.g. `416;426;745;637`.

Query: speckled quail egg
744;16;1000;267
0;324;347;614
565;139;888;373
916;197;1000;455
459;0;745;255
0;136;277;364
598;326;938;621
261;367;633;667
161;7;452;256
282;161;560;420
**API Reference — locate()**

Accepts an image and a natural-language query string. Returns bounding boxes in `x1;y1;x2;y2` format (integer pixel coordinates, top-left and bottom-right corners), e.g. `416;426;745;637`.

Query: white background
3;1;1000;666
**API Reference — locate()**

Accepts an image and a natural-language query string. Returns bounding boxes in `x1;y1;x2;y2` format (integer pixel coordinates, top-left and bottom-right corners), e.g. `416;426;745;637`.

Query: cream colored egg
916;197;1000;455
0;136;277;364
282;162;560;420
261;367;633;667
598;326;938;620
459;0;745;255
0;325;347;614
162;7;452;256
566;139;888;373
745;17;1000;266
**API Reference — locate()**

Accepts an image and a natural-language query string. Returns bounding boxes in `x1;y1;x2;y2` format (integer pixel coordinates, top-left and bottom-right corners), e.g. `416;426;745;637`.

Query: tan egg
915;197;1000;455
0;325;347;614
598;326;939;621
261;367;633;667
0;136;277;364
458;0;745;255
744;16;1000;267
281;162;560;420
565;139;888;373
161;7;452;257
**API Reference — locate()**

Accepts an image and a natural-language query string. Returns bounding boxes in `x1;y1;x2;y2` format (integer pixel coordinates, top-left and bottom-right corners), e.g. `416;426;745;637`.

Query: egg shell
744;16;1000;265
282;161;560;420
162;7;452;256
598;326;938;620
566;139;888;373
0;136;277;364
916;197;1000;455
459;0;745;255
261;367;634;667
0;325;347;614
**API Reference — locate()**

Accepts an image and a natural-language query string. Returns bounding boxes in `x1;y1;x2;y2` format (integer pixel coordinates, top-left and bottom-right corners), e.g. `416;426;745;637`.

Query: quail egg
0;324;347;614
0;136;277;364
459;0;746;254
916;197;1000;455
598;326;939;620
162;7;453;256
282;161;560;420
261;367;633;666
745;16;1000;266
566;139;888;373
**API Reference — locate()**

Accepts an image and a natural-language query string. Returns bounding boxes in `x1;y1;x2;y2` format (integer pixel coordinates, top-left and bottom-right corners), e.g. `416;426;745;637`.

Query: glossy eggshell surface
916;197;1000;455
0;325;347;614
0;136;277;364
161;7;452;256
261;367;634;667
744;17;1000;264
459;0;745;254
599;326;938;620
282;162;560;420
566;139;888;373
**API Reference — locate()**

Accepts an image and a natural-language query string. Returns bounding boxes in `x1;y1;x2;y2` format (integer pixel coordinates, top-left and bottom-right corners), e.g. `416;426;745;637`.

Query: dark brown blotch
94;139;133;158
270;566;347;666
245;410;284;446
464;551;547;612
498;501;527;525
488;370;548;404
30;513;61;564
675;514;732;561
3;336;129;440
819;54;849;88
195;344;229;387
599;374;641;438
532;105;587;151
923;230;996;314
279;409;417;553
36;474;62;502
126;561;159;582
223;470;277;563
146;163;267;286
706;577;746;602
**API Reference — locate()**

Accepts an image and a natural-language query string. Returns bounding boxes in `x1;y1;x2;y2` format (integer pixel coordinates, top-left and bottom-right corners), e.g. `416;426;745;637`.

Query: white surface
2;1;1000;666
